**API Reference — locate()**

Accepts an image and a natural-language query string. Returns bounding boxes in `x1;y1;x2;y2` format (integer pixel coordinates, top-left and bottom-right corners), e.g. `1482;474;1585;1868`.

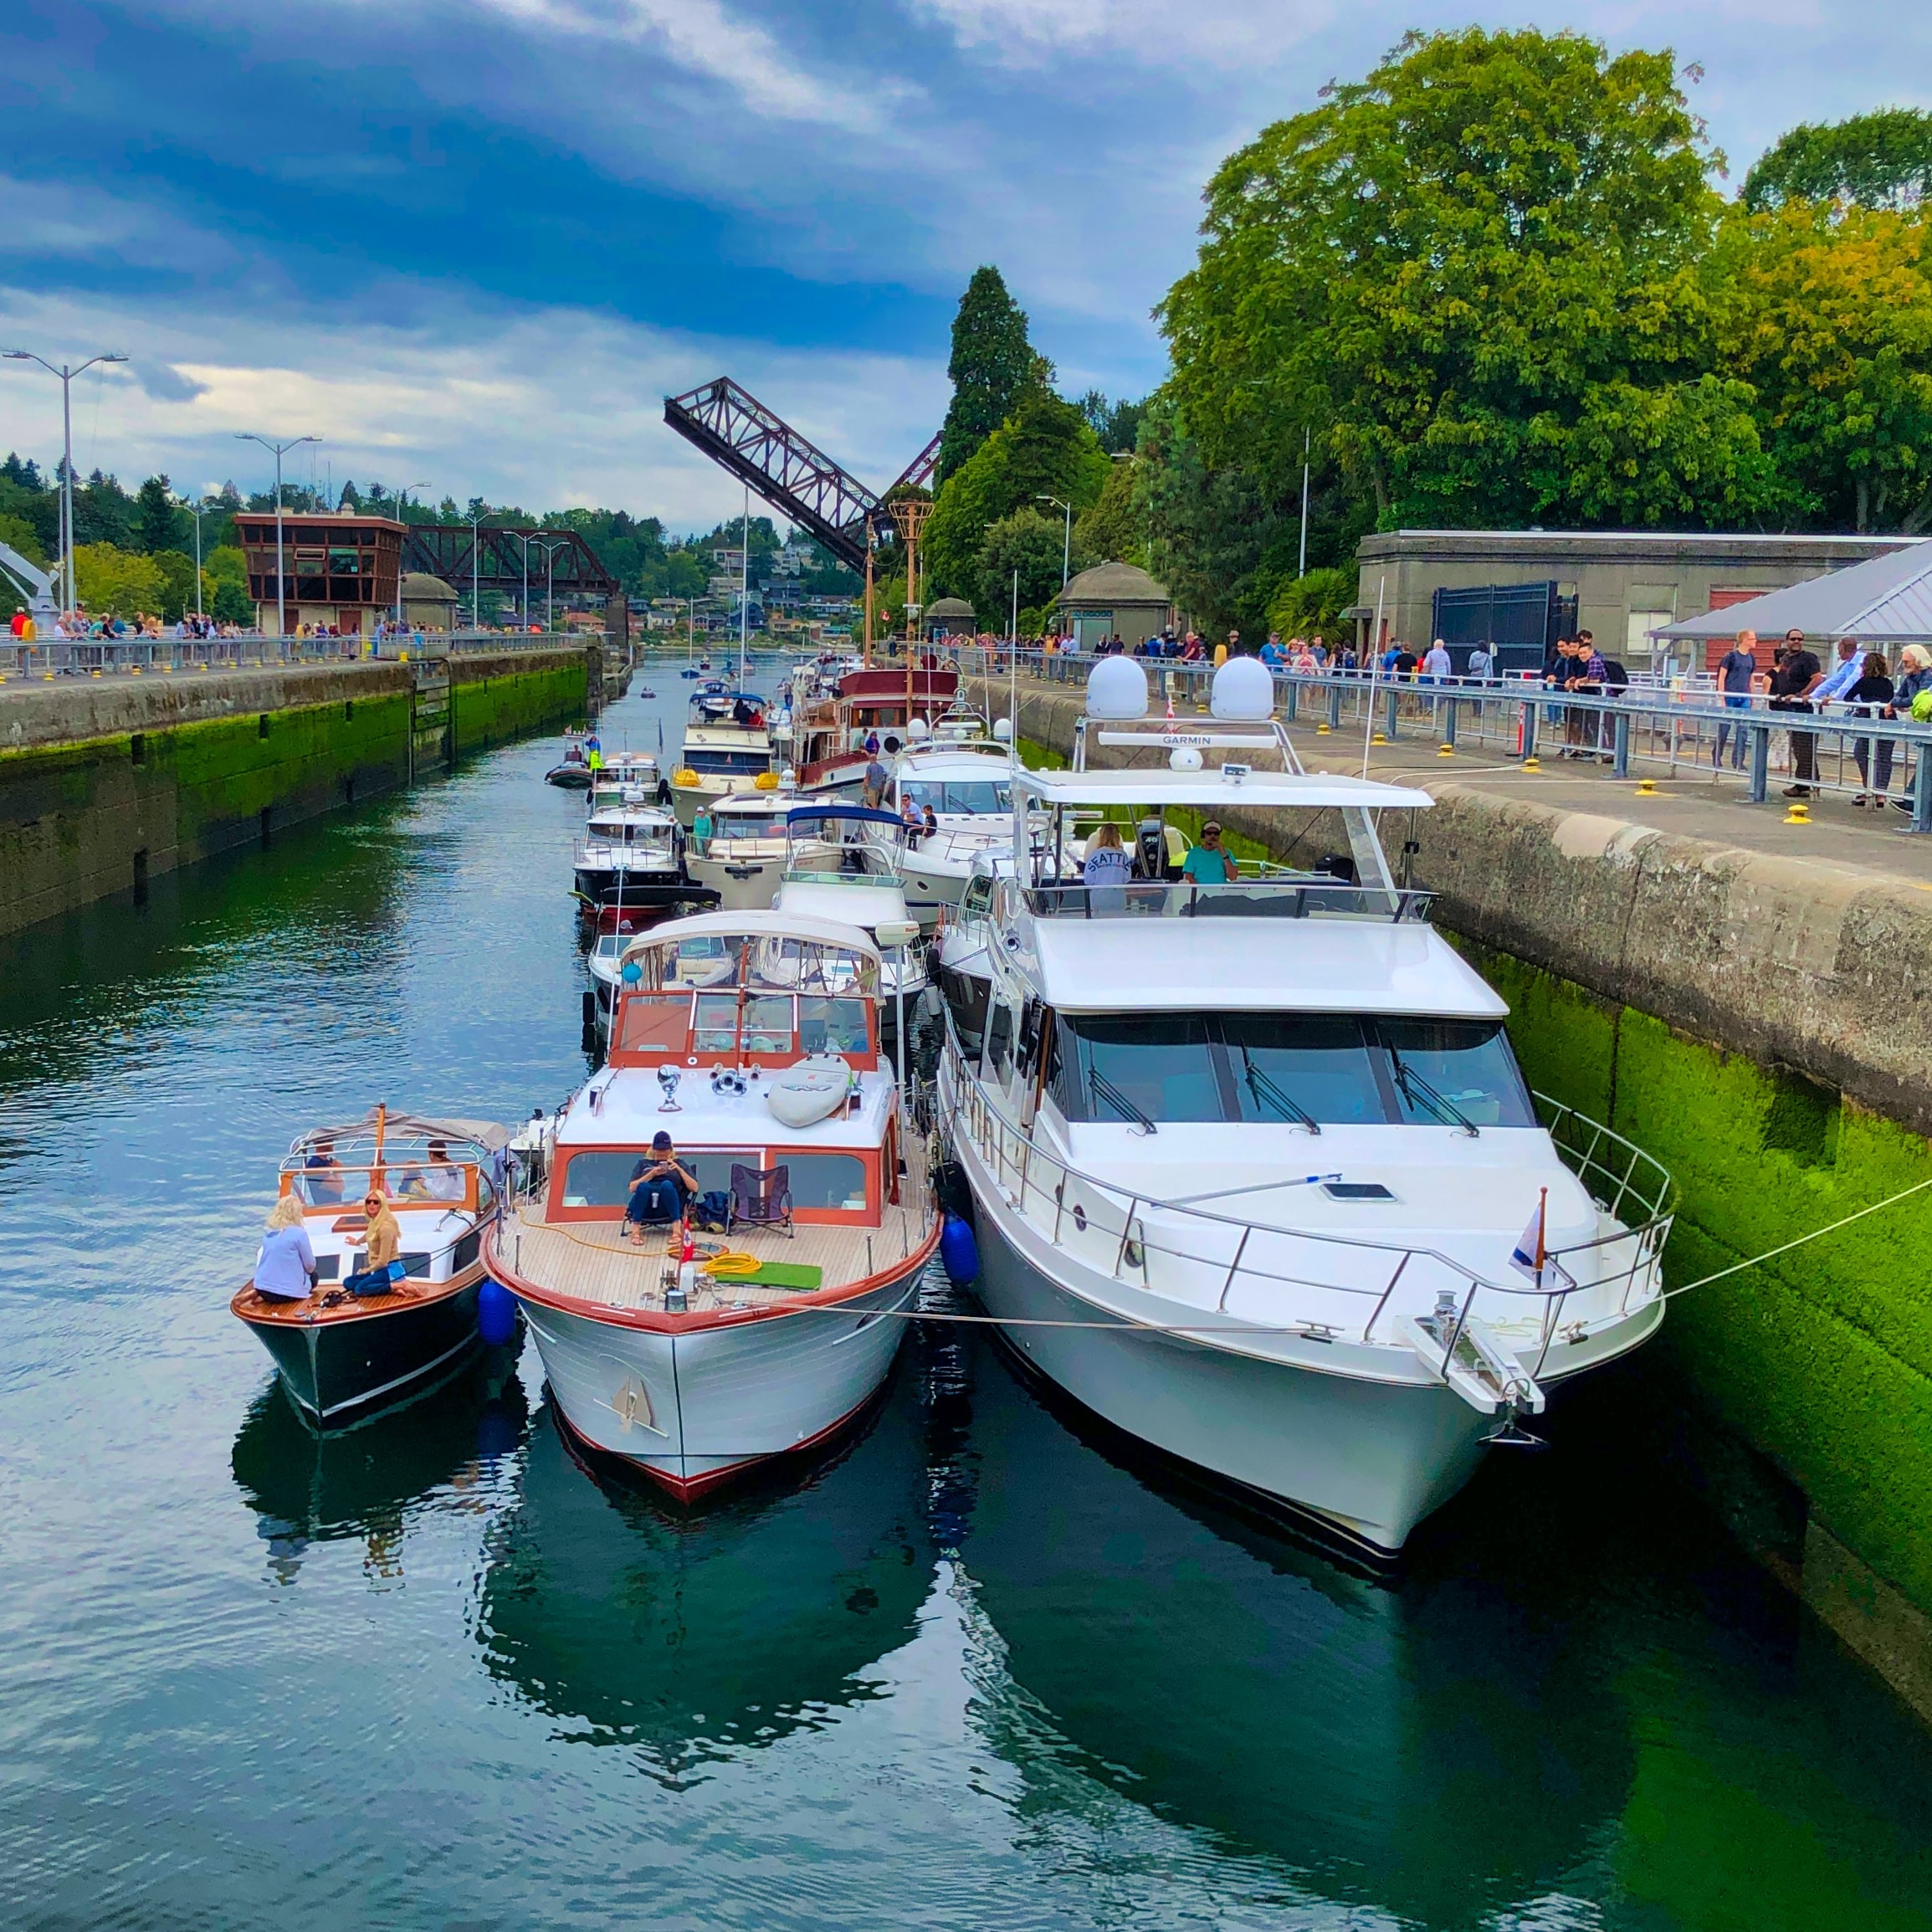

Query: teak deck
503;1200;933;1314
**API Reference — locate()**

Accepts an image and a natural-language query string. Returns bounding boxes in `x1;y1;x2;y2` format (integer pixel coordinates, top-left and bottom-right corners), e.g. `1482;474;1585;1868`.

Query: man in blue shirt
1181;823;1238;884
1714;630;1760;769
1812;637;1862;705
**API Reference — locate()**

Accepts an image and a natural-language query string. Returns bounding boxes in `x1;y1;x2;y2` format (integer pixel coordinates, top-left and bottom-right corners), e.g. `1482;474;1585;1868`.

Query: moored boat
571;791;717;919
937;656;1676;1554
485;910;941;1500
230;1110;510;1425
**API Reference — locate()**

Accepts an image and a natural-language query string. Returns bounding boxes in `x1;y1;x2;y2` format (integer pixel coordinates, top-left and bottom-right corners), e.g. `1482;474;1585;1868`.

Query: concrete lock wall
992;673;1932;1721
0;649;591;937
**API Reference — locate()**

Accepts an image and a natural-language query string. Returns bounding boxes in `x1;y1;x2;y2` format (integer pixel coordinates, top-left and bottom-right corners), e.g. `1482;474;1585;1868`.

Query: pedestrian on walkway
1769;629;1824;799
1846;653;1896;806
1714;632;1758;770
1888;646;1932;814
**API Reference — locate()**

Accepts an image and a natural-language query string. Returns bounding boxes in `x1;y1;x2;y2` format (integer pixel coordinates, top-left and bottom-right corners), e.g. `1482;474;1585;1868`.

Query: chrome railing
1020;879;1434;923
2;629;592;679
939;1033;1673;1392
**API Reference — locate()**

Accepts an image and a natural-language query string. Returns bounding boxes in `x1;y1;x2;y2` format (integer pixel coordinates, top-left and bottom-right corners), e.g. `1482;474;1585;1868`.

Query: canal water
3;660;1930;1931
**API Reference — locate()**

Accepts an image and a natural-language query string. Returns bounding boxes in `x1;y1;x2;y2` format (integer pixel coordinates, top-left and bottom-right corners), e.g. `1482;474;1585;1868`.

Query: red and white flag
1509;1188;1549;1285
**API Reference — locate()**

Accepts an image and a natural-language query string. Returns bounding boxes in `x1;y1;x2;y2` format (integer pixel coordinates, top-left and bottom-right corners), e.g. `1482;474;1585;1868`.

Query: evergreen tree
935;267;1039;484
136;474;181;554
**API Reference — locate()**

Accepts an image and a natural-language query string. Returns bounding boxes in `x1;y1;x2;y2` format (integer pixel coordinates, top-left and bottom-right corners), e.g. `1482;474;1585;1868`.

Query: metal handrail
940;1033;1674;1369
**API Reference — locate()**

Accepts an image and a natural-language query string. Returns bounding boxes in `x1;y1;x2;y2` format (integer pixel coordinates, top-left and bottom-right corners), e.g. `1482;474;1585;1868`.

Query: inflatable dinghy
766;1055;853;1129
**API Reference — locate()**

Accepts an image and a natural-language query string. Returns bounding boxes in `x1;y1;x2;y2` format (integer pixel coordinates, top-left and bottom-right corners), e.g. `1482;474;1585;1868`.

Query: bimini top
1012;769;1437;812
786;804;903;830
619;909;881;994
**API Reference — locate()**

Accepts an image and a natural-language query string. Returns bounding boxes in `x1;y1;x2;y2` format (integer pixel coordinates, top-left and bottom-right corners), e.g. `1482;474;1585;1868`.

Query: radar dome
1085;656;1149;720
1168;746;1204;771
992;716;1014;742
907;718;931;741
1211;653;1275;721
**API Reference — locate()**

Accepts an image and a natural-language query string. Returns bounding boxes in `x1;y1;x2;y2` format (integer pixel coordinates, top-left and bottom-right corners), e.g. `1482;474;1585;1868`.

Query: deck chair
728;1163;794;1238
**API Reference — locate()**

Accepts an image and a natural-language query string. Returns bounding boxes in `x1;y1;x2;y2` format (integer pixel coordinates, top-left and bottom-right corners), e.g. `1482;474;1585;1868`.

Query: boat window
1067;1016;1223;1124
290;1167;371;1207
800;997;869;1055
684;749;770;776
782;1153;868;1212
961;874;995;916
1381;1020;1534;1128
902;780;1009;815
984;1000;1014;1077
742;996;794;1054
694;992;740;1054
615;994;689;1056
1220;1014;1386;1125
561;1148;724;1207
592;934;627;958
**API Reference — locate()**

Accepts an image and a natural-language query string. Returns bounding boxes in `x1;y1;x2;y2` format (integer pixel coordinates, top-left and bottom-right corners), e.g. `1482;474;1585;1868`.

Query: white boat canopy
1012;769;1437;812
619;909;882;994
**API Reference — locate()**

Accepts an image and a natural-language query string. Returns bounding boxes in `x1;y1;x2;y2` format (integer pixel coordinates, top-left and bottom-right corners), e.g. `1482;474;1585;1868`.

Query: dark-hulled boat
230;1109;510;1426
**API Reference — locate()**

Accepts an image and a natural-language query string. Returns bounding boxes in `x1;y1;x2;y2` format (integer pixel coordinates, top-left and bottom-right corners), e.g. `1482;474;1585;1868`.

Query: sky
1;1;1926;537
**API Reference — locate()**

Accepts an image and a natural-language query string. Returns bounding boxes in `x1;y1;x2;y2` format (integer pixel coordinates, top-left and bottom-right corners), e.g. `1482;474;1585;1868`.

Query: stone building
1053;561;1176;651
1353;529;1916;672
399;572;460;632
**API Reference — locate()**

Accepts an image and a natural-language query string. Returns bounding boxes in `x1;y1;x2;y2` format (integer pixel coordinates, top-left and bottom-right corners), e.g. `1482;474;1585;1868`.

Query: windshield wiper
1387;1053;1479;1136
1238;1048;1320;1134
1088;1067;1156;1135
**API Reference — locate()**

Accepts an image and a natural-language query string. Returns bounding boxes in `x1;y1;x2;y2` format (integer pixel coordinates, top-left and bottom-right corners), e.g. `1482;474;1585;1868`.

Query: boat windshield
900;779;1009;815
1048;1013;1534;1129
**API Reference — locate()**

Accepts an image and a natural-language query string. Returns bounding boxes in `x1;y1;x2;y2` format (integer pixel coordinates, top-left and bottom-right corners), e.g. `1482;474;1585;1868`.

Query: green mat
741;1262;823;1290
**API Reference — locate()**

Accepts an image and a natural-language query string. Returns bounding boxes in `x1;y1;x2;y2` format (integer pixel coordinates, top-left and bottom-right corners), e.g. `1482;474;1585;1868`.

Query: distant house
1052;562;1176;651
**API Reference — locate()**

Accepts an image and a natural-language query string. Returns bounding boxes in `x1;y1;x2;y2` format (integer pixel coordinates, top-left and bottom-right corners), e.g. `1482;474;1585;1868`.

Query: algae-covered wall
1473;942;1932;1622
0;651;587;935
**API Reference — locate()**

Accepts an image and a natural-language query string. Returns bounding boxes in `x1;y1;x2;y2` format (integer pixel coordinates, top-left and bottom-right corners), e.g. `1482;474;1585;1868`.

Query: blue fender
478;1277;519;1348
939;1214;980;1286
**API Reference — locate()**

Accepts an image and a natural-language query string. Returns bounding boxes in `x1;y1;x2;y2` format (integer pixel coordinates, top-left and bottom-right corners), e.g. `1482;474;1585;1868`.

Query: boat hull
505;1263;925;1499
235;1277;484;1425
546;766;593;790
686;853;782;913
967;1202;1499;1554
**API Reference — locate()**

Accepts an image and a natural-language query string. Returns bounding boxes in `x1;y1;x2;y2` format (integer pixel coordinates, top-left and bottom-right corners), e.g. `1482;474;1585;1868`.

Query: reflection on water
3;664;1931;1929
479;1366;935;1785
232;1351;529;1583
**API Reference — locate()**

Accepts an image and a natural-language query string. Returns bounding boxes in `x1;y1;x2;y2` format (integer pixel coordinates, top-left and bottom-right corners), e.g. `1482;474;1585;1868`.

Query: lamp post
4;350;129;621
235;432;322;641
188;498;212;617
1036;493;1072;644
533;537;568;635
387;481;430;624
469;514;483;633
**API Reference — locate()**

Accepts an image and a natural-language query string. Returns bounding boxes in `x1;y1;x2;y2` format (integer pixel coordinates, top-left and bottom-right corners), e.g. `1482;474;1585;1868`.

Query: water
3;662;1931;1931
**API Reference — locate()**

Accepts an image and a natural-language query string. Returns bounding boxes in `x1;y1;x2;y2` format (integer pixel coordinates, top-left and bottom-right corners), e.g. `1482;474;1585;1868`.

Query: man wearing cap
625;1131;697;1242
1181;823;1238;884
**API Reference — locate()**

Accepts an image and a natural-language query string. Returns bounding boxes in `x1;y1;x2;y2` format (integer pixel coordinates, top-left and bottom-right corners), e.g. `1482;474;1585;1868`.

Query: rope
1661;1174;1932;1298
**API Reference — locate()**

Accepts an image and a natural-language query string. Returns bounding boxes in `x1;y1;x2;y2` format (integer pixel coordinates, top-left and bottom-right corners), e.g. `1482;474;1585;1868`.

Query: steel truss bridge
663;377;938;573
401;525;618;606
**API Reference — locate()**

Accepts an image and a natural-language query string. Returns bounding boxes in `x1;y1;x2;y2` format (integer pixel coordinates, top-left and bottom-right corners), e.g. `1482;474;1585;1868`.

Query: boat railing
939;1035;1673;1391
1020;879;1434;924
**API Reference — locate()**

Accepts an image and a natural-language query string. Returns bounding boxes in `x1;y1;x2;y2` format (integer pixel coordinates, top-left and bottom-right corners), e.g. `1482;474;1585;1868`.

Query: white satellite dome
992;716;1014;742
1085;656;1149;720
1212;653;1276;721
1168;746;1204;771
906;717;932;741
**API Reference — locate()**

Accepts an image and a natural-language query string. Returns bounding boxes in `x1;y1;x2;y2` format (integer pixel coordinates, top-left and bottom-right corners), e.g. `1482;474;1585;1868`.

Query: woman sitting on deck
254;1195;317;1302
625;1133;698;1243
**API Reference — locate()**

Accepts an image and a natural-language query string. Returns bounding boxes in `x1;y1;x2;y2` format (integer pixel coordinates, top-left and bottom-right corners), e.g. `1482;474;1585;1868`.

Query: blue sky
2;0;1926;535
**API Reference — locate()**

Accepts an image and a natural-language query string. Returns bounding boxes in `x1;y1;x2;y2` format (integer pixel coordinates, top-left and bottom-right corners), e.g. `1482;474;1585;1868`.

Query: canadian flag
1509;1188;1549;1286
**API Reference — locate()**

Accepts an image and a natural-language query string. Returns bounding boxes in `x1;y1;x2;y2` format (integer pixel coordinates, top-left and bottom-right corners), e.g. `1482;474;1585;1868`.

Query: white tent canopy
1655;540;1932;643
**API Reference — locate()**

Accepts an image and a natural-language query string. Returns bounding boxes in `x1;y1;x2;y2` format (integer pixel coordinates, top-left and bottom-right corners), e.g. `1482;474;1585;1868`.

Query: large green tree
1744;108;1932;213
923;387;1110;601
1161;27;1781;532
136;474;183;554
935;267;1040;484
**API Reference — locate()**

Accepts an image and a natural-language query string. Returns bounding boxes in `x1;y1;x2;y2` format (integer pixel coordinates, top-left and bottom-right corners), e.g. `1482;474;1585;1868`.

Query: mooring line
1661;1175;1932;1298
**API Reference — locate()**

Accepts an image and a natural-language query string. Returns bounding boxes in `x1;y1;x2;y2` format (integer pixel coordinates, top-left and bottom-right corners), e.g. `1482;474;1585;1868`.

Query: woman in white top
254;1195;317;1301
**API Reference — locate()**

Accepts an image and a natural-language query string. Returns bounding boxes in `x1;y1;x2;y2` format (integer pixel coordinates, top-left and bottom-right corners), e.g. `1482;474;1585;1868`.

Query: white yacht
770;804;930;1044
669;684;777;828
936;656;1675;1554
572;792;713;920
882;719;1018;928
487;911;940;1499
685;792;794;914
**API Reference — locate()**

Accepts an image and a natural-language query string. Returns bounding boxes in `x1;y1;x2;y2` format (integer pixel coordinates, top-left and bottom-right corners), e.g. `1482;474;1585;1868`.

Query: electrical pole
4;350;128;621
1299;426;1310;580
236;432;321;641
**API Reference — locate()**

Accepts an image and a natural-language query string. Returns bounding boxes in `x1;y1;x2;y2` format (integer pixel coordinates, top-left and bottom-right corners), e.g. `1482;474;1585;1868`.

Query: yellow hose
700;1251;761;1279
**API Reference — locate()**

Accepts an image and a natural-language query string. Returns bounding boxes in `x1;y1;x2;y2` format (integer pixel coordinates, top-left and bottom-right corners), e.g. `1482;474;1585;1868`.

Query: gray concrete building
1053;561;1176;651
1354;530;1915;670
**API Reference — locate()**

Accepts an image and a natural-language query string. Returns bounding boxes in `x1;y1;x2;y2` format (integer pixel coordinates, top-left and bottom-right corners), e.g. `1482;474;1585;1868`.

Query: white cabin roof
1015;770;1435;812
1023;918;1505;1017
619;907;880;963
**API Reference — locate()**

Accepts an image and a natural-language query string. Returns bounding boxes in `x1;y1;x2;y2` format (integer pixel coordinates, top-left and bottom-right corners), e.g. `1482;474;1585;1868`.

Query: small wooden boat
231;1109;510;1426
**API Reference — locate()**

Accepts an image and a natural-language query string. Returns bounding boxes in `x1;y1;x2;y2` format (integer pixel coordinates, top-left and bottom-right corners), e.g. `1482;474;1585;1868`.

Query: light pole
740;483;751;684
388;481;430;623
534;538;568;635
1299;425;1310;580
236;432;321;639
188;498;212;617
1035;494;1072;591
4;349;128;620
469;513;483;632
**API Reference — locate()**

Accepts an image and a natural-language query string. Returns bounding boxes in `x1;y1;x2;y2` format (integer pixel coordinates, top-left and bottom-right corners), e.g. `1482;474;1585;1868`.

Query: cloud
906;0;1335;69
0;279;946;530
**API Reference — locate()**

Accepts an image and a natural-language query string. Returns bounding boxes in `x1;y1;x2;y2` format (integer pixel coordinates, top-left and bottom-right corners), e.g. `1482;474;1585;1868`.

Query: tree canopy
935;267;1041;484
1744;108;1932;213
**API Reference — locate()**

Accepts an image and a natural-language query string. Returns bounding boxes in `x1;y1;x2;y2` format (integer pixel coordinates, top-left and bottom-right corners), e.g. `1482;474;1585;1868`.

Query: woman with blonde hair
254;1193;317;1302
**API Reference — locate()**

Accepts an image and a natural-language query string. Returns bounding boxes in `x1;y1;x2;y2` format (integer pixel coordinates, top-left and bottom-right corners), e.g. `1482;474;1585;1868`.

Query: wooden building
237;513;404;635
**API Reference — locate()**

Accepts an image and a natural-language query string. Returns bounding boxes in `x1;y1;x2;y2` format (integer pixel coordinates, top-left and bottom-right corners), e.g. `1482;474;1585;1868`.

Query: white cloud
907;0;1334;69
0;282;946;531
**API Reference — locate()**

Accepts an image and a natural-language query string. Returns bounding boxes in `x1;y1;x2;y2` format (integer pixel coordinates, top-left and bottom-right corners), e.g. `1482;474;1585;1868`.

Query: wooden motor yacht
231;1109;510;1425
485;910;941;1500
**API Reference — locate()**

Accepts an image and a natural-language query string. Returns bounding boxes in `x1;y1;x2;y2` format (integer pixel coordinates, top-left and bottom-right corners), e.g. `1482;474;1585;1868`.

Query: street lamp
4;349;129;621
1035;494;1072;591
533;536;569;635
235;432;322;640
187;497;214;617
468;512;484;633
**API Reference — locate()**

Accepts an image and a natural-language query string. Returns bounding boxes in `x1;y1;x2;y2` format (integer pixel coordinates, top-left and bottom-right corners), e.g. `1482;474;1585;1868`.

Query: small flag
1510;1187;1548;1284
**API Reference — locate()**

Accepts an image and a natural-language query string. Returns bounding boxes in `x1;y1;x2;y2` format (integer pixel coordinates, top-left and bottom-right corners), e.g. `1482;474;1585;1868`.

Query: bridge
663;377;939;572
401;525;618;605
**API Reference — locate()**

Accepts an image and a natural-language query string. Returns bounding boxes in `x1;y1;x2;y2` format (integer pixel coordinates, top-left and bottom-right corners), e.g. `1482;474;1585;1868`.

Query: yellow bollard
44;671;54;681
1635;776;1658;797
1371;732;1387;746
1522;756;1540;771
1437;743;1454;758
1784;800;1812;825
1315;722;1331;735
90;669;100;678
